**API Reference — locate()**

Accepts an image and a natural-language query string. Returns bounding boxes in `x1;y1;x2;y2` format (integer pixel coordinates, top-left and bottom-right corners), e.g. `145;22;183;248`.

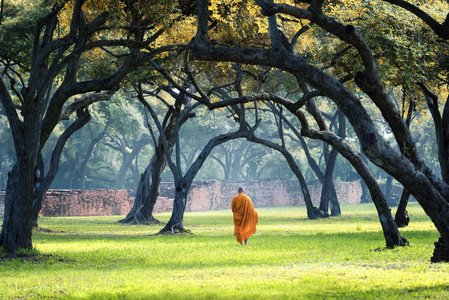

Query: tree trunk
297;126;408;248
418;82;449;184
121;81;196;225
319;166;339;216
230;142;245;181
158;189;188;234
115;137;149;189
394;188;411;227
281;152;319;219
78;169;86;190
360;179;372;203
67;155;78;189
118;148;166;224
0;0;147;254
0;164;34;252
78;126;108;190
266;102;334;216
359;146;372;203
385;175;393;205
319;109;344;216
155;107;259;234
0;75;40;252
223;148;232;181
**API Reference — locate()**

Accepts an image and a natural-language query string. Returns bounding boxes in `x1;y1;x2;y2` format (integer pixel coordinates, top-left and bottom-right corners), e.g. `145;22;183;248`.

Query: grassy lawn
1;202;448;299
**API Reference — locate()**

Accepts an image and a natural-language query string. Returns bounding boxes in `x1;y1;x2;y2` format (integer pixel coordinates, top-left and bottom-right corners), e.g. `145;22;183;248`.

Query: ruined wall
0;179;404;217
41;189;132;216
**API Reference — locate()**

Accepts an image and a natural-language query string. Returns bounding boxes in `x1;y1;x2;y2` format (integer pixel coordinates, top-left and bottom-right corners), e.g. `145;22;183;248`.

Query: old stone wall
0;179;404;217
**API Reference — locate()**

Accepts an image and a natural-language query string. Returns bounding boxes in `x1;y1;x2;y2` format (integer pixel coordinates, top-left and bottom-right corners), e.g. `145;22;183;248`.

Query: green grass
1;202;448;299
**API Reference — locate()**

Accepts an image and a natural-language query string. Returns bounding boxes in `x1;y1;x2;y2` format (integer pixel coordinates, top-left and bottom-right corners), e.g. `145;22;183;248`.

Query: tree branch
34;106;91;206
0;77;24;150
382;0;449;39
60;90;117;120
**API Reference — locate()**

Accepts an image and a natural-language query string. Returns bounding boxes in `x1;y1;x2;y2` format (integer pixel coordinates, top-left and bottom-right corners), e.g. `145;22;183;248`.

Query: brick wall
0;179;404;217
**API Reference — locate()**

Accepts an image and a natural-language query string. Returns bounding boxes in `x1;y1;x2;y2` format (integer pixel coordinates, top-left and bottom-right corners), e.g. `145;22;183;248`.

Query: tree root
157;223;192;235
117;213;161;225
310;207;329;219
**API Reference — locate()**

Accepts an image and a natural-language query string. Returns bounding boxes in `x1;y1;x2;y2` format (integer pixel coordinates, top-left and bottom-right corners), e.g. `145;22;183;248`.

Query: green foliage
0;0;445;189
53;93;151;189
0;203;446;299
0;0;50;68
0;0;46;67
324;1;449;112
107;95;147;138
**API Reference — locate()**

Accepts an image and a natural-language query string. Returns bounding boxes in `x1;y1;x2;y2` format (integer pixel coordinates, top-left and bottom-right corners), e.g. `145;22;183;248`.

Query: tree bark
118;146;166;224
385;175;393;206
394;188;411;227
359;144;372;203
159;189;189;234
0;164;34;252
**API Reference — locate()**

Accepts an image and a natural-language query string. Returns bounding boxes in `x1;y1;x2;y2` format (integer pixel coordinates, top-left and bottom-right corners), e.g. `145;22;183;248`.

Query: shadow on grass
74;282;449;300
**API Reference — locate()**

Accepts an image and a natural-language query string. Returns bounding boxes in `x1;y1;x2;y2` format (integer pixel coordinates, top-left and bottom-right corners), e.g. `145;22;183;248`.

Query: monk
231;187;258;245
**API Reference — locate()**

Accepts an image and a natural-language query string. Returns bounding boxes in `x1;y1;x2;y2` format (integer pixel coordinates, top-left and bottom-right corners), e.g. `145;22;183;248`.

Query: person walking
231;187;258;245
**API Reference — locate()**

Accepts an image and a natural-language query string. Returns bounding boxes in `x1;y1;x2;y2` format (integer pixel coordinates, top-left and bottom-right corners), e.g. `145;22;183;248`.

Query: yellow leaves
80;47;116;79
83;0;126;21
208;0;269;47
156;16;197;49
56;0;184;35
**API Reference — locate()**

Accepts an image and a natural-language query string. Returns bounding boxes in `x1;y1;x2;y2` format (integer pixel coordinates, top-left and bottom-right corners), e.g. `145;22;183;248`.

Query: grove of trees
0;0;448;258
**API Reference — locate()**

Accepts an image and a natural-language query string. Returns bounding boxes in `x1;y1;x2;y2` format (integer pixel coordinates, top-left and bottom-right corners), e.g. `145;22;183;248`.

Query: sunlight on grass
1;203;448;299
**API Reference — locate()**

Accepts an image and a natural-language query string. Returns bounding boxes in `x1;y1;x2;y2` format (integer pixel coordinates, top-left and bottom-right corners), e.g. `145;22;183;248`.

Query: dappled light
0;204;446;298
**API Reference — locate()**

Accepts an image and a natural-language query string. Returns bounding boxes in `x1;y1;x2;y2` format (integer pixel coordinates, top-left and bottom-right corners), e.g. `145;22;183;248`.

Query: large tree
0;0;183;253
119;79;195;224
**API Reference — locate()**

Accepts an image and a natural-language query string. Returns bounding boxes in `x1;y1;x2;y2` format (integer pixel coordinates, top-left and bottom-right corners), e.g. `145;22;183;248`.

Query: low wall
0;179;404;217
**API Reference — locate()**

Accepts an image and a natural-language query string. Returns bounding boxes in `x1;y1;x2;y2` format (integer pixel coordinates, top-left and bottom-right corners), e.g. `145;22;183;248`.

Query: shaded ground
0;253;56;263
0;227;65;263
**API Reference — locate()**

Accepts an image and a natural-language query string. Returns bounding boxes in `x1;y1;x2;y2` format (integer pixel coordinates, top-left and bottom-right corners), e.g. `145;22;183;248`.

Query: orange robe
231;193;258;243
